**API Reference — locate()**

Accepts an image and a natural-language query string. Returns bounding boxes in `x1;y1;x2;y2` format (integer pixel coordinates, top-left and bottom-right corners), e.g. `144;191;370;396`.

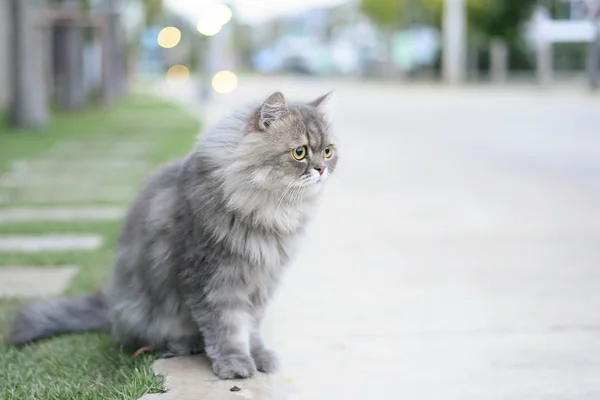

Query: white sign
538;20;596;42
527;7;597;45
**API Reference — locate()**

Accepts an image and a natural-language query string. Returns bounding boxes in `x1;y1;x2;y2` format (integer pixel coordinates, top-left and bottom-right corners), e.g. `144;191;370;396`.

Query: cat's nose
314;166;326;176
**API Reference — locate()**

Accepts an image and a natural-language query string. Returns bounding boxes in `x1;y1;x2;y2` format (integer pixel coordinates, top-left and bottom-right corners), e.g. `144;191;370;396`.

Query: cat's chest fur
230;227;299;270
204;197;310;272
217;208;306;299
197;220;302;308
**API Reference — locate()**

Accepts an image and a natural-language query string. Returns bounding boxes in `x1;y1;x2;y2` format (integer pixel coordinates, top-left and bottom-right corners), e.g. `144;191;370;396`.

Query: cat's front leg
249;307;279;373
250;327;279;373
201;309;256;379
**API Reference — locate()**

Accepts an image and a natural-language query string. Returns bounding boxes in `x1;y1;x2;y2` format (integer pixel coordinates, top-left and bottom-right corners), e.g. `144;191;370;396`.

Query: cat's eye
322;145;333;159
292;146;307;160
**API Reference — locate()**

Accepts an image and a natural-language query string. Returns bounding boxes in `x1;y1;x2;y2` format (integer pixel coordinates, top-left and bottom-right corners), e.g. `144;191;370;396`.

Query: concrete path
267;78;600;399
140;356;277;400
155;76;600;399
148;77;600;399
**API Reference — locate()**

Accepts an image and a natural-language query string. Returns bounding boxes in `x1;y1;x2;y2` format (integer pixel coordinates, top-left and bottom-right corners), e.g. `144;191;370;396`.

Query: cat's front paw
212;353;256;379
252;348;279;373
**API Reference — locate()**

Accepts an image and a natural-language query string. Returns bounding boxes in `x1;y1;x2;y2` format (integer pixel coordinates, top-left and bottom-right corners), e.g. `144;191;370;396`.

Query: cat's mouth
304;173;327;189
287;171;327;195
303;175;321;186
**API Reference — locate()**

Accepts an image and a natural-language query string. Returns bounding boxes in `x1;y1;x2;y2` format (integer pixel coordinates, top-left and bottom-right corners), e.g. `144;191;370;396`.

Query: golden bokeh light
166;65;190;83
212;70;238;94
196;17;223;36
157;26;182;49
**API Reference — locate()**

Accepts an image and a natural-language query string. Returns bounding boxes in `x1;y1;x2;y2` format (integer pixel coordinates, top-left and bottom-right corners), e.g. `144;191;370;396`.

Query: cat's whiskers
288;179;309;209
274;184;296;217
274;176;308;215
275;181;296;209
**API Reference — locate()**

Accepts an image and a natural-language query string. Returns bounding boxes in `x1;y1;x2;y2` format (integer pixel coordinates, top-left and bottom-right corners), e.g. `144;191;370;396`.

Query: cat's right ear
259;92;289;131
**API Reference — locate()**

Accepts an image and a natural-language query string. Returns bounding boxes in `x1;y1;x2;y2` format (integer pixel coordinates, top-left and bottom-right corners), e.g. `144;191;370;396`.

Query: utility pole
584;0;600;90
533;5;553;86
565;0;600;89
442;0;467;83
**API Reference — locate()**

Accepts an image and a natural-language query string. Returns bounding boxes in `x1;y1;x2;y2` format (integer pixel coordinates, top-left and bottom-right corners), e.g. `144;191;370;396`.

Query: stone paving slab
45;141;154;158
10;159;152;172
0;173;147;188
0;266;78;298
139;356;279;400
0;187;136;204
0;234;103;252
0;206;126;223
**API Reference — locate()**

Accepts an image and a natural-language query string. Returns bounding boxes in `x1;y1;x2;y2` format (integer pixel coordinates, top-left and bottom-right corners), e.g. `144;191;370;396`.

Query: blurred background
1;1;600;399
1;0;600;123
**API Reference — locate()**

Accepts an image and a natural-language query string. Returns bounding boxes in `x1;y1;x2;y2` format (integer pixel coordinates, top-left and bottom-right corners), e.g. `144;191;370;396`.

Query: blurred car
254;35;329;75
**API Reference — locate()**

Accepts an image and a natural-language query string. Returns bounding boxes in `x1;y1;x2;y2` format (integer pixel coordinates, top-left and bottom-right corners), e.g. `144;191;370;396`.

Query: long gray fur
8;91;338;379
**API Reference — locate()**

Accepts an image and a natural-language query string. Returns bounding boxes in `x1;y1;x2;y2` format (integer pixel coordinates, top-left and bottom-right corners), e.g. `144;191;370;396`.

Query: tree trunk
10;0;49;128
58;0;86;110
0;0;10;108
102;0;125;102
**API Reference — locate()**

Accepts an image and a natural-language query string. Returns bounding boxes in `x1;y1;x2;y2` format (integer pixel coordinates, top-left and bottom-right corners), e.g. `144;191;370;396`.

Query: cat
8;91;338;379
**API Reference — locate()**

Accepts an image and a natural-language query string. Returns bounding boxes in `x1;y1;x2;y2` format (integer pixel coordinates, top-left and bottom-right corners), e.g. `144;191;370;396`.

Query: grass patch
0;95;200;399
0;94;199;174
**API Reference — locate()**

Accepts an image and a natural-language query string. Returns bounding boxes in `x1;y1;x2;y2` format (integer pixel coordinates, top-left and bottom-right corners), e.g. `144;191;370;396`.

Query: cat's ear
310;91;334;114
259;91;289;131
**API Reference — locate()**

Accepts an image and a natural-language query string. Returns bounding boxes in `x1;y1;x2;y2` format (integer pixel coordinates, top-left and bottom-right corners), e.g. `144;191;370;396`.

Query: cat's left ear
259;91;289;131
310;91;334;114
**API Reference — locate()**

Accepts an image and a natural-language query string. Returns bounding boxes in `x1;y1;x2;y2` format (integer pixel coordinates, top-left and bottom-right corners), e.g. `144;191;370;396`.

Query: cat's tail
8;292;110;345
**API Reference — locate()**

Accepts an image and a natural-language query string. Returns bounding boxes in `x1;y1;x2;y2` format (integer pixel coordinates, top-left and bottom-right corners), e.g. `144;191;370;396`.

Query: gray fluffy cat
8;91;337;379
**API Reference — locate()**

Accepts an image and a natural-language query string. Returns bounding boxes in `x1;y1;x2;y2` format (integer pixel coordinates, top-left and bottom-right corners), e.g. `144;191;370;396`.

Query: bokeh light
212;4;233;25
197;17;223;36
212;70;238;94
157;27;182;49
196;4;232;36
166;65;190;83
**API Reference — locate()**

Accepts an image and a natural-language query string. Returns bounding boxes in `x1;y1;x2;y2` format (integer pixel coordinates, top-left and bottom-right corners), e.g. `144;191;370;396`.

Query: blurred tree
140;0;163;24
468;0;537;45
361;0;538;73
421;0;537;45
421;0;537;79
361;0;406;28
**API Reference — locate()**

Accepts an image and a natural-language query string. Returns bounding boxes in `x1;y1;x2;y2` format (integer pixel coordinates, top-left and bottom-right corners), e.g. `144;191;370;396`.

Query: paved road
157;77;600;399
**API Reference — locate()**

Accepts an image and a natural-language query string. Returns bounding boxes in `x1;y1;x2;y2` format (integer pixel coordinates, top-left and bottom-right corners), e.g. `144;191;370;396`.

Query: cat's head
221;91;338;205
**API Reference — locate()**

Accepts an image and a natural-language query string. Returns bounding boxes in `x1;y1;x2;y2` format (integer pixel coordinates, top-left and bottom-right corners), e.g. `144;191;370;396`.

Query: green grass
0;95;200;399
0;95;198;173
